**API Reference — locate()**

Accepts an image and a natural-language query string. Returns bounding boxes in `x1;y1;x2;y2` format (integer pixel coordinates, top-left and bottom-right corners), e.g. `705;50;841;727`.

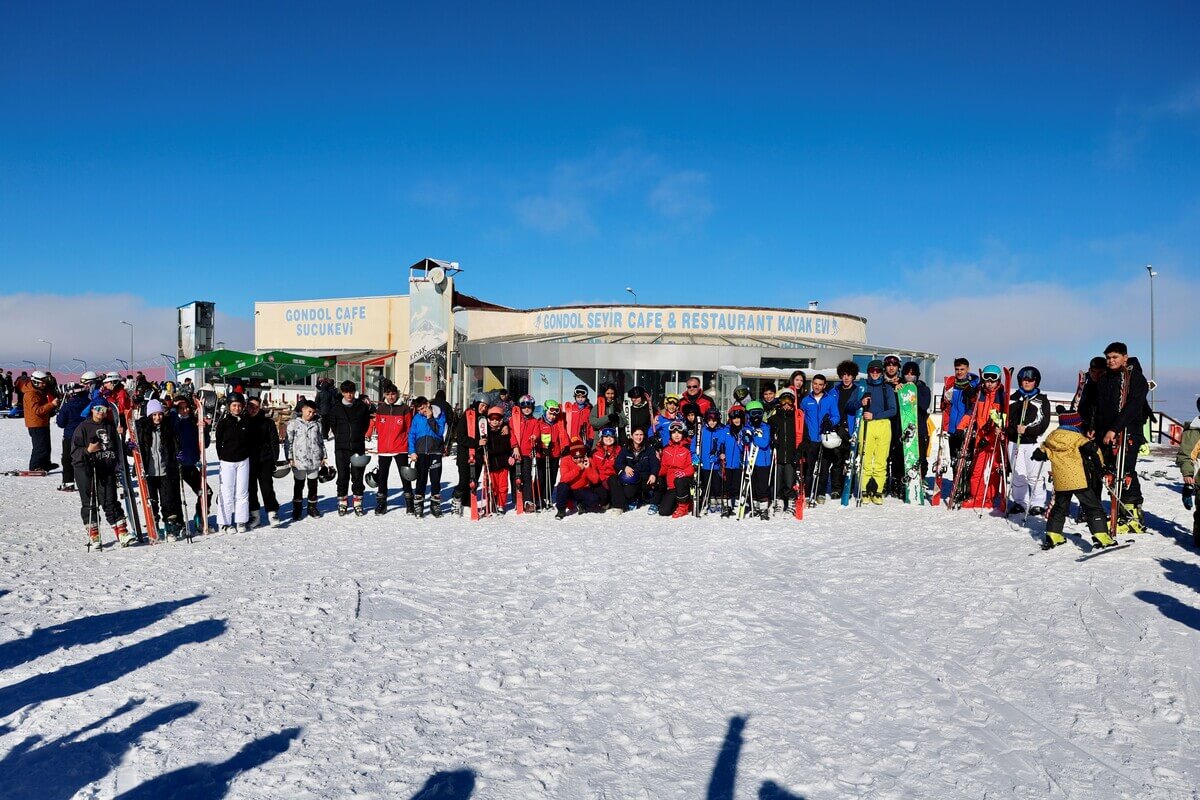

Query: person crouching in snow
1034;410;1115;550
655;421;696;518
72;402;131;546
554;436;603;519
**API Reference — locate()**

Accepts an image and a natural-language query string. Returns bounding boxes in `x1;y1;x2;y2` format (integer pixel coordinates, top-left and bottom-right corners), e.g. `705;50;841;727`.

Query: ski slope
1;419;1199;799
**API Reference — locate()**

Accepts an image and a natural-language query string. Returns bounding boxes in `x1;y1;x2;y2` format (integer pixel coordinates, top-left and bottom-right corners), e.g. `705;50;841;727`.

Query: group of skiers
10;338;1192;552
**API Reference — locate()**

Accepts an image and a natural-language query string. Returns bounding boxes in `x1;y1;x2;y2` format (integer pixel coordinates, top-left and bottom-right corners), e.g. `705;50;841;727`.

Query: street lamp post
1146;265;1157;411
160;353;178;381
72;358;88;374
625;287;638;305
37;339;52;371
120;321;134;372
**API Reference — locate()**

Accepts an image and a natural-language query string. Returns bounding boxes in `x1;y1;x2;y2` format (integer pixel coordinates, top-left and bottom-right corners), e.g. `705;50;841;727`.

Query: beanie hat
1058;410;1082;429
145;399;165;415
569;436;586;455
867;359;885;373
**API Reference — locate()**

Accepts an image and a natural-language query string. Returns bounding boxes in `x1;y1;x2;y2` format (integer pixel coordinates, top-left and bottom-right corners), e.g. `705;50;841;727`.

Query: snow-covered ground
1;419;1199;799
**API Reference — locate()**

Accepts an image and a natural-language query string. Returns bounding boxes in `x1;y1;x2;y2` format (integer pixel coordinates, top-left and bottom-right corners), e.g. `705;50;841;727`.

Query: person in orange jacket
22;370;60;471
655;421;696;517
554;436;603;518
961;365;1009;511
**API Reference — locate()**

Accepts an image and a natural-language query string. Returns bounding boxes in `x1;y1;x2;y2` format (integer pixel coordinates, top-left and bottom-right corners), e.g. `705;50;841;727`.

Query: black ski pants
414;453;442;505
145;473;184;523
293;475;319;503
61;436;75;485
607;475;654;509
654;476;693;516
1047;488;1107;536
554;483;603;513
28;426;52;471
1108;435;1144;506
334;449;366;498
179;464;212;518
376;455;413;499
77;461;124;526
829;440;851;498
698;468;724;507
801;440;833;499
248;459;280;513
774;460;797;503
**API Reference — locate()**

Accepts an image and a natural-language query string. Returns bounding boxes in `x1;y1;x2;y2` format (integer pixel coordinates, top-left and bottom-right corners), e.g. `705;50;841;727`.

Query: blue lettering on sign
530;308;834;337
283;304;368;333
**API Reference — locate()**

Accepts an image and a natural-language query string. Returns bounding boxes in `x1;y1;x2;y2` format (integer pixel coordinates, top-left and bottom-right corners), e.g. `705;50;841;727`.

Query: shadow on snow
706;715;805;800
409;769;476;799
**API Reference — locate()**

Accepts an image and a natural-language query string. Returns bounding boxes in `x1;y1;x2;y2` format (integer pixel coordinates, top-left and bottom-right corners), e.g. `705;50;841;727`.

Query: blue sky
1;2;1198;413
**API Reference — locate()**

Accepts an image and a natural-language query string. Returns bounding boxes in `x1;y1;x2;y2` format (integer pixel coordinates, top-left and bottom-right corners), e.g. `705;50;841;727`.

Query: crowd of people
7;340;1197;551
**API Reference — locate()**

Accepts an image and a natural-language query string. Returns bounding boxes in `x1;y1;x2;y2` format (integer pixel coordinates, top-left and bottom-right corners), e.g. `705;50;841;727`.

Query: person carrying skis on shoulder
370;382;413;515
610;426;659;513
1175;396;1200;548
56;376;93;490
771;389;800;512
655;421;696;518
741;401;773;518
1034;410;1115;549
1093;342;1151;533
830;361;863;500
653;395;684;448
901;362;933;481
961;364;1008;512
214;393;253;532
480;405;515;513
136;399;185;537
327;380;372;517
564;385;594;446
799;375;841;504
591;427;620;510
245;397;281;527
943;358;978;465
554;436;603;519
1075;356;1107;435
1005;366;1052;516
859;360;896;505
171;394;212;528
452;396;489;513
407;396;446;517
681;376;715;417
512;394;541;511
286;400;326;520
72;401;132;546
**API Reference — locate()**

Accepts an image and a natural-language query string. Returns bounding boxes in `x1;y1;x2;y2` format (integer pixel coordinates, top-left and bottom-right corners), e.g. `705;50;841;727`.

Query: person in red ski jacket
368;383;413;514
681;376;715;417
564;385;594;445
528;401;571;504
962;366;1009;511
480;406;515;513
553;436;603;518
656;421;696;517
590;426;620;508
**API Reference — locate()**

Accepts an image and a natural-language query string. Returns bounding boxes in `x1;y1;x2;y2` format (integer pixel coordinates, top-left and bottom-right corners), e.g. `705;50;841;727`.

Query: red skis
794;403;805;519
124;409;159;543
466;409;479;520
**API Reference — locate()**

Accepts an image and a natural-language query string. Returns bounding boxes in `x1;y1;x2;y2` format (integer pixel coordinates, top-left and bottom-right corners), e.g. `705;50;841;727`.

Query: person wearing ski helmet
901;361;933;482
369;382;413;516
511;394;540;512
22;370;60;473
591;426;620;510
1003;366;1052;516
452;395;490;513
799;374;841;504
55;374;94;490
564;384;594;445
72;400;132;546
611;426;659;512
327;379;372;517
829;360;863;499
740;400;774;517
589;383;624;442
287;400;327;520
478;405;516;514
407;396;446;517
716;406;748;516
729;384;752;415
653;395;684;448
960;364;1009;511
770;388;800;512
528;399;570;507
1174;396;1200;548
654;421;696;518
1093;342;1151;531
214;393;253;532
859;360;897;504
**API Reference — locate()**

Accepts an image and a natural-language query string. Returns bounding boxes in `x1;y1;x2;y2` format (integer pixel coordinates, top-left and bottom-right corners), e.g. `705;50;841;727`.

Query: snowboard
897;383;923;504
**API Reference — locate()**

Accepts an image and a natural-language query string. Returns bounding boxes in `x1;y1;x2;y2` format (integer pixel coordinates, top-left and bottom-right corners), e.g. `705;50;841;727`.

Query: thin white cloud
513;195;596;235
648;170;714;222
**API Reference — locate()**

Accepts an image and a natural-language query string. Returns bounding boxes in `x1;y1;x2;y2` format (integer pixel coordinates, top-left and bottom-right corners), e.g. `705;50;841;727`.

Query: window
506;368;529;400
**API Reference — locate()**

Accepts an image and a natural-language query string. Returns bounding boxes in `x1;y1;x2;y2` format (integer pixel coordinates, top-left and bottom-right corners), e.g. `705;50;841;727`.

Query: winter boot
114;521;134;547
1117;504;1145;534
292;500;304;520
353;496;365;517
337;497;349;516
374;492;387;516
1041;530;1066;550
757;500;770;519
870;492;883;505
165;516;184;541
307;500;321;519
404;492;415;515
59;482;77;493
429;498;443;518
672;500;692;518
1028;506;1046;517
555;508;568;520
1007;502;1025;516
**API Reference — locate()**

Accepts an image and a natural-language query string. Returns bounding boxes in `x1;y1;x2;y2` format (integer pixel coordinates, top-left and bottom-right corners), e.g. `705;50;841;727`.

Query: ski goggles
518;400;536;409
981;373;1002;382
487;411;504;420
883;356;902;367
668;421;687;434
1017;369;1038;382
600;427;617;438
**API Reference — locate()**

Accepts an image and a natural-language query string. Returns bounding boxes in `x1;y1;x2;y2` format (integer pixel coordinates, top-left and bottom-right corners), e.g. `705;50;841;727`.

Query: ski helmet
744;400;765;423
599;426;617;439
318;465;336;483
274;463;291;479
31;370;47;382
728;407;746;421
981;365;1002;381
543;399;560;412
664;394;679;405
518;394;535;408
487;405;505;419
704;407;721;421
104;371;121;383
365;468;378;489
1017;366;1041;385
733;385;750;401
821;430;843;449
349;453;371;469
883;354;902;368
400;463;418;483
80;370;98;383
573;384;588;396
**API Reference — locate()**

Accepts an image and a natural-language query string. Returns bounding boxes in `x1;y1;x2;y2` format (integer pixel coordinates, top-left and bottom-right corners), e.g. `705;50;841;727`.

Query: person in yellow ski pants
857;360;896;504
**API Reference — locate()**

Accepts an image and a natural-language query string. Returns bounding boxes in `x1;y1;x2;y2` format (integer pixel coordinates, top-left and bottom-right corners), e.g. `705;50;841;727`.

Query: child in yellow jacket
1032;410;1115;550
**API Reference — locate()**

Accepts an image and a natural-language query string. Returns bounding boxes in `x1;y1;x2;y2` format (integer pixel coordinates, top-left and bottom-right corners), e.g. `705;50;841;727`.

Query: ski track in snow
1;421;1199;799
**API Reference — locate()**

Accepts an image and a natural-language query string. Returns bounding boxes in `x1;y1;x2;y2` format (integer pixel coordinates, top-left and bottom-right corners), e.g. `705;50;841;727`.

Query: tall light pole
72;358;87;374
120;320;134;371
1146;265;1157;411
625;287;638;305
160;353;178;381
37;339;52;371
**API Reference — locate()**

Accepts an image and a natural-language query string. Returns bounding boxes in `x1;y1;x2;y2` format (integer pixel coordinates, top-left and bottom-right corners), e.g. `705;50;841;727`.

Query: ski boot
165;516;184;542
114;521;135;547
307;500;321;518
1116;504;1145;534
526;500;538;513
237;522;250;533
337;497;349;516
404;492;415;515
414;498;425;518
1028;506;1046;517
1006;502;1025;516
374;493;387;516
869;492;884;505
1041;530;1066;550
353;496;365;517
721;501;735;518
292;500;304;521
646;504;659;515
450;495;462;516
58;482;77;493
429;499;443;518
1091;530;1116;548
815;495;826;505
85;524;101;549
672;500;692;518
555;508;568;520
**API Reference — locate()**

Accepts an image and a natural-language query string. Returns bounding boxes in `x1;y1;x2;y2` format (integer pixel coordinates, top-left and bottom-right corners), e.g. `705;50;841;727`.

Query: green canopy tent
221;350;337;384
175;348;255;373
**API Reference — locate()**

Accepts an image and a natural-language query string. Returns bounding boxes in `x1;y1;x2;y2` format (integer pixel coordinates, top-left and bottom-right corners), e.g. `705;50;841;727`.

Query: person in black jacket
327;380;372;515
1093;343;1151;524
1074;356;1107;436
72;403;131;546
771;389;800;512
214;393;253;532
316;378;336;440
245;397;282;526
1004;366;1053;515
609;427;659;511
453;396;489;512
135;399;185;536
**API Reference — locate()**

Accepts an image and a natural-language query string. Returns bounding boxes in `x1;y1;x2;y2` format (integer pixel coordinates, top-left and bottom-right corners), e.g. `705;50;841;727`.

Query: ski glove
1030;448;1048;462
988;409;1005;427
740;430;754;445
1184;483;1195;511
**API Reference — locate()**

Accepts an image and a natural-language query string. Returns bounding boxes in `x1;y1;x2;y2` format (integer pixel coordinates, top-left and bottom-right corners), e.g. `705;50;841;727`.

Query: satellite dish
428;266;447;287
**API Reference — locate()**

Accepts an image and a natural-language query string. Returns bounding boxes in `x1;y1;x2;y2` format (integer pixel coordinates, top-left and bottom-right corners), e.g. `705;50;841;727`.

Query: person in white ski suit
1005;366;1052;515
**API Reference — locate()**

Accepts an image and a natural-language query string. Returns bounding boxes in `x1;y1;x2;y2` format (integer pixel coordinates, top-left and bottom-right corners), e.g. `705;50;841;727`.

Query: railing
1151;410;1185;446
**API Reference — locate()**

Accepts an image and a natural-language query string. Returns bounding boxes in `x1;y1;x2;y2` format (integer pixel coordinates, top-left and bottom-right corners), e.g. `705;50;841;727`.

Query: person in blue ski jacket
652;395;684;447
798;374;841;501
738;401;773;515
55;383;91;490
407;397;447;516
945;357;980;463
695;408;727;512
